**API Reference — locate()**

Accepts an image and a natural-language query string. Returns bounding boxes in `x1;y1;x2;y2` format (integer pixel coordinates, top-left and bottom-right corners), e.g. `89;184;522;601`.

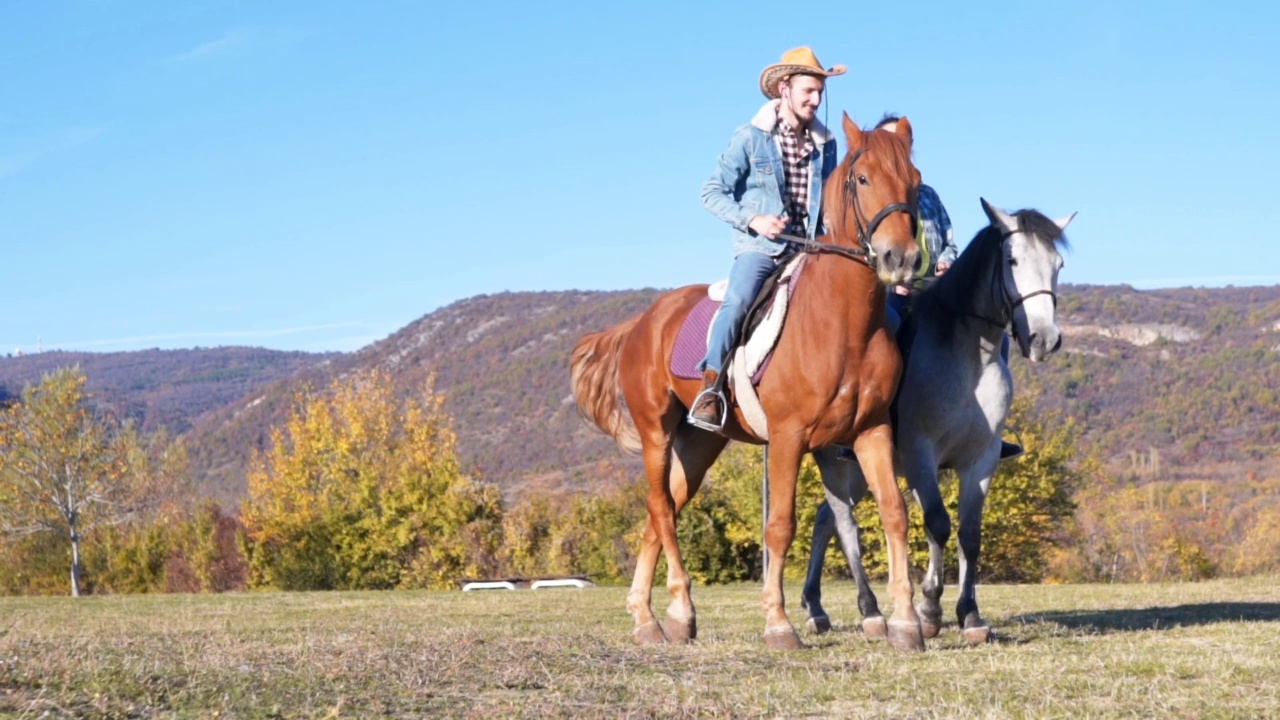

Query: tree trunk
70;533;82;597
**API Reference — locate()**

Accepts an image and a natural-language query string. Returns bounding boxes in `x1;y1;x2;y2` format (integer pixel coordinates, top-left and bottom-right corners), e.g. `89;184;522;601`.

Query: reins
775;233;871;264
774;145;915;268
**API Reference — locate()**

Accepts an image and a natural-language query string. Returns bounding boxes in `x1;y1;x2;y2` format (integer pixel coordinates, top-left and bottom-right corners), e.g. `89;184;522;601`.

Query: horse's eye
857;175;869;185
1009;259;1019;267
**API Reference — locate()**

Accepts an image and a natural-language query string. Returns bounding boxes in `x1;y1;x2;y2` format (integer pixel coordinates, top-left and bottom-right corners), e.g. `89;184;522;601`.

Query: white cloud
163;29;249;63
35;322;375;351
0;126;107;180
1129;275;1280;289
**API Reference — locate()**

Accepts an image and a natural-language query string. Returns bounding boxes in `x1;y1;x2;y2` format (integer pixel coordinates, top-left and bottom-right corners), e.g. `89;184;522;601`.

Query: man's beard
788;97;814;125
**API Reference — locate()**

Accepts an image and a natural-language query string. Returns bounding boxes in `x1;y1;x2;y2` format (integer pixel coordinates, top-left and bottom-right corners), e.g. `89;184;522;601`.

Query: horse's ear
1054;211;1078;231
842;111;863;147
981;197;1017;232
893;115;914;149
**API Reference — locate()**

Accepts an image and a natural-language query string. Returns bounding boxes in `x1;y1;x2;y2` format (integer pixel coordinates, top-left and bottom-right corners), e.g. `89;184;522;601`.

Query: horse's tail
570;316;642;454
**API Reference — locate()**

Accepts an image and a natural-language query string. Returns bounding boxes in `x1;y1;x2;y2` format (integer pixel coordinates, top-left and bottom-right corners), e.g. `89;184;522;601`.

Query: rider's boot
688;369;725;432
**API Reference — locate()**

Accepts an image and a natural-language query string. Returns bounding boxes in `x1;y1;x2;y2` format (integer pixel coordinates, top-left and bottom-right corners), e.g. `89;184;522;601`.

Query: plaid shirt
916;184;956;276
776;114;814;237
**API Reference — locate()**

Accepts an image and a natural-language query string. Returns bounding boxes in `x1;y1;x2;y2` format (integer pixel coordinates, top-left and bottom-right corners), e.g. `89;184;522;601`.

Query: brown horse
571;114;925;651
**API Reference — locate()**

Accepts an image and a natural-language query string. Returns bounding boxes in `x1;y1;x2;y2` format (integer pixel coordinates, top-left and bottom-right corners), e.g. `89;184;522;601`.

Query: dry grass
1;577;1278;718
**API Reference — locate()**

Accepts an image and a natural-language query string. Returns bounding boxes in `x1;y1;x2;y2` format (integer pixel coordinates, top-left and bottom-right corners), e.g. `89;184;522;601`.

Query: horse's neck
930;261;1007;369
823;253;884;330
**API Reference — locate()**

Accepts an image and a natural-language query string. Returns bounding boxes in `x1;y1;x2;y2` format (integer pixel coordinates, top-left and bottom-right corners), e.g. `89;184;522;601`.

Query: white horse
801;198;1073;643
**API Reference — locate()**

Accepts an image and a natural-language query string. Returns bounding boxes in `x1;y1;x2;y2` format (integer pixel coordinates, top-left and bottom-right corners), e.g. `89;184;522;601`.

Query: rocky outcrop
1062;323;1201;346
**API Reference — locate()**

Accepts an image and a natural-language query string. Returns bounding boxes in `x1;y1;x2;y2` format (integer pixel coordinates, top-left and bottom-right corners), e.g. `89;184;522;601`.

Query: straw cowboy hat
759;47;847;99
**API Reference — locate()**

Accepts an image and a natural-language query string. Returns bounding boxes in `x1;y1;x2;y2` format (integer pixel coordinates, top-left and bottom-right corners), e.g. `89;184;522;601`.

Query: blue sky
3;0;1278;354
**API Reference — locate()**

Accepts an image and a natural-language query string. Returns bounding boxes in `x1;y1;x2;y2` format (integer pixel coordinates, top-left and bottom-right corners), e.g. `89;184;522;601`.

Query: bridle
776;146;916;265
966;228;1058;341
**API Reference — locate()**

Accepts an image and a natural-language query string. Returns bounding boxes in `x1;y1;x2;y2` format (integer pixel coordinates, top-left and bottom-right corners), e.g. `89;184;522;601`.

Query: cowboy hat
759;47;846;99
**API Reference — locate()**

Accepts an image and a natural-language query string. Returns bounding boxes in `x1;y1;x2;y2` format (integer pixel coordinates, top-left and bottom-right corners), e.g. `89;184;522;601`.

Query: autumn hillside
180;290;660;504
185;283;1280;504
0;347;332;436
2;284;1278;506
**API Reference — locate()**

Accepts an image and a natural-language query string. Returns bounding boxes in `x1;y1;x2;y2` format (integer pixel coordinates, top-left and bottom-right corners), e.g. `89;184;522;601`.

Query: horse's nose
877;244;919;281
881;247;904;274
1052;335;1063;353
1029;332;1046;354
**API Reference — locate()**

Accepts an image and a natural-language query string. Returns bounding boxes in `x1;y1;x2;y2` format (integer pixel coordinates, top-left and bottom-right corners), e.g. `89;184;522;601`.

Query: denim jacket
700;100;838;257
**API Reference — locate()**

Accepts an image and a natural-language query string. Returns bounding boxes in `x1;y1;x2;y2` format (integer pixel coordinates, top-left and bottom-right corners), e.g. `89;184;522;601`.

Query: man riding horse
689;46;845;431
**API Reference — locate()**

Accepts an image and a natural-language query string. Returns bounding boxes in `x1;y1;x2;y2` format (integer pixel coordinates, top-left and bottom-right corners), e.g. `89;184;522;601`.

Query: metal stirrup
687;386;729;432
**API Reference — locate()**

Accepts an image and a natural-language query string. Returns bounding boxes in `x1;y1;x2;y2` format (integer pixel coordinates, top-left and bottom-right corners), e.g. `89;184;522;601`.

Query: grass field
1;576;1278;718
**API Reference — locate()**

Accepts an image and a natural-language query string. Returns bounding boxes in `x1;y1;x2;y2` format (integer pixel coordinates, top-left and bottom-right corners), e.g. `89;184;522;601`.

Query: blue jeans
699;251;778;374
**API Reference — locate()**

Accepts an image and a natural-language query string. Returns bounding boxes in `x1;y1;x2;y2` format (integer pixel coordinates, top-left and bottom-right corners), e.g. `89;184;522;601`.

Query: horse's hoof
916;603;943;638
662;616;696;644
860;615;888;641
962;625;992;645
887;619;926;652
805;614;832;635
764;629;804;651
633;621;668;645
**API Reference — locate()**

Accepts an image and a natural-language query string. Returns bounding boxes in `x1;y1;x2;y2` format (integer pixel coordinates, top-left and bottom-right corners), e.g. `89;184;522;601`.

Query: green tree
240;370;503;590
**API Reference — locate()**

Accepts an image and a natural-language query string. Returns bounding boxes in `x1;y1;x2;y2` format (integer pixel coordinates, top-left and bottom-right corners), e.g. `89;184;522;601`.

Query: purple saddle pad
671;297;720;380
670;257;809;384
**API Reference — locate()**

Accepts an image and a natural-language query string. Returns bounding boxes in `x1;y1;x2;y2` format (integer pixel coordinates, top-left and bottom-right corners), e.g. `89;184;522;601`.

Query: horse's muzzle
1025;329;1063;363
874;244;920;286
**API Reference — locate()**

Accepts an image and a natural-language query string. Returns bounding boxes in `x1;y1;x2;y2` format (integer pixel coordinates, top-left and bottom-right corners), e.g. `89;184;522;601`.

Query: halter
966;228;1058;341
775;146;915;265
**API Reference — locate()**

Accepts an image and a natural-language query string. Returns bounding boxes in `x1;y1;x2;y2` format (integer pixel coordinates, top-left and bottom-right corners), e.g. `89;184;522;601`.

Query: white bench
461;581;516;592
530;578;594;590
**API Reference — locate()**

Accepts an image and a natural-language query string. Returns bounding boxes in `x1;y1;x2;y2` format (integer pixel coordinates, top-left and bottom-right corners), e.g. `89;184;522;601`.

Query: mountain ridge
3;283;1277;505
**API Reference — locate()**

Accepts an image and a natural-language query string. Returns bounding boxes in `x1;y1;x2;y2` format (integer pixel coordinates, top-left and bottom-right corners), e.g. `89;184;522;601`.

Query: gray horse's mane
911;209;1069;341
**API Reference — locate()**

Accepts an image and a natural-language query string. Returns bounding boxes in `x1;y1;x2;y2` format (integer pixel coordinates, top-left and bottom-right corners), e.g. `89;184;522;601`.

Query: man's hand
935;261;951;276
748;215;788;240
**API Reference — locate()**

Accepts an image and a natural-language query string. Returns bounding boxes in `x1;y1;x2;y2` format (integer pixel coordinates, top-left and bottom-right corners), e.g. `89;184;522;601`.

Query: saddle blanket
669;255;807;384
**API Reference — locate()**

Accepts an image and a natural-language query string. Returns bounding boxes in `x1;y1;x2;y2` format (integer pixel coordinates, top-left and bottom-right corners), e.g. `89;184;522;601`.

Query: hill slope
181;290;659;502
0;347;333;435
178;283;1280;503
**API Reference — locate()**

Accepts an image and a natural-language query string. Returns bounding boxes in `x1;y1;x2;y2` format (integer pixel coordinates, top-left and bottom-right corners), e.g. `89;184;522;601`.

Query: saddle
671;254;809;438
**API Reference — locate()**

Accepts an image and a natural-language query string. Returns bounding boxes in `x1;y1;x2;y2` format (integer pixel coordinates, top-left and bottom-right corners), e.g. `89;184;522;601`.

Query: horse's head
824;113;921;285
981;198;1075;363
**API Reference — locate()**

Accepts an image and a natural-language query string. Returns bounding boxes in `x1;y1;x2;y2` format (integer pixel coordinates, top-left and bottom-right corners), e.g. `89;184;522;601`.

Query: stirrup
686;388;728;433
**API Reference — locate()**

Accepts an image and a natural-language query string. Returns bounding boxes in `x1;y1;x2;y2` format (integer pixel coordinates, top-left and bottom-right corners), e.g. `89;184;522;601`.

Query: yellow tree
0;368;139;596
91;427;200;594
241;370;502;590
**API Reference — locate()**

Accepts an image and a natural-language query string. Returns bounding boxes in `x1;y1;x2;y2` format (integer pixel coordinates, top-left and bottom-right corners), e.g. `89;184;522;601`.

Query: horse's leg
761;434;805;650
659;423;728;643
625;404;683;645
955;451;999;644
854;423;925;652
810;447;886;639
627;516;667;644
900;447;950;639
800;497;836;634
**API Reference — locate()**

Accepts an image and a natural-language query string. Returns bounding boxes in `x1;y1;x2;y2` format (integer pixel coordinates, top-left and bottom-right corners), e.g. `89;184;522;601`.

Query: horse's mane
912;209;1069;342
